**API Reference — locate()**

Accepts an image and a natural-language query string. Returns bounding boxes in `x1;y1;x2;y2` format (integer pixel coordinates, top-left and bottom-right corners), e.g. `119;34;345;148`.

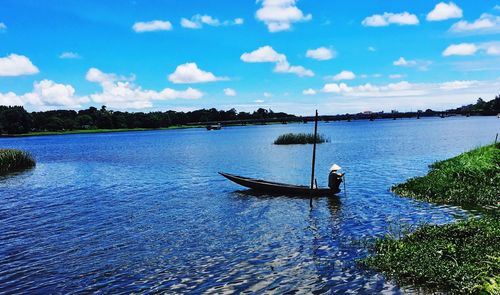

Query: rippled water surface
1;117;499;294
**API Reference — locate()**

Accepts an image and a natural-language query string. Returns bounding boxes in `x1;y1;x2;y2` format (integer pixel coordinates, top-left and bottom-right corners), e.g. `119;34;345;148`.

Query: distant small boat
206;124;221;130
219;172;340;196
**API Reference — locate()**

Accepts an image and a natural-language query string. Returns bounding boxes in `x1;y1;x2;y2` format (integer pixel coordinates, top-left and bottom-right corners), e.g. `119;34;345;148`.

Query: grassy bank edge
0;121;299;138
392;143;500;208
0;125;206;138
360;143;500;294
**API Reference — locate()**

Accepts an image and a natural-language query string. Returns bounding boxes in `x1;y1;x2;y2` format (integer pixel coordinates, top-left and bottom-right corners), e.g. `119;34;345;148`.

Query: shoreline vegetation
361;143;500;294
0;95;498;137
0;149;36;174
1;125;206;137
393;143;500;208
274;133;328;145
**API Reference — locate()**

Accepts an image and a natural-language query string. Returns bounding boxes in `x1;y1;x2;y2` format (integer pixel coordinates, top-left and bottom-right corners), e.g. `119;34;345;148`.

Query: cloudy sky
0;0;499;114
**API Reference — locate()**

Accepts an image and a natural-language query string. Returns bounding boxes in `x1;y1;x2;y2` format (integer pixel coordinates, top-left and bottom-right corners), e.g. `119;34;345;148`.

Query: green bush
360;217;500;294
274;133;328;145
392;143;500;207
0;149;36;174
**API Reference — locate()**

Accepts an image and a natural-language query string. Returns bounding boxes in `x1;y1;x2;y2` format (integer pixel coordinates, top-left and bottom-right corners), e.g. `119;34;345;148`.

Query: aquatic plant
360;217;500;294
392;143;500;207
274;133;328;145
0;149;36;174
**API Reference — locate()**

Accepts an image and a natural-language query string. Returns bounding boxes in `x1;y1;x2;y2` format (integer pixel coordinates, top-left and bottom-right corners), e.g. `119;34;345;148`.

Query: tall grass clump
0;149;36;174
392;143;500;207
360;217;500;294
274;133;328;145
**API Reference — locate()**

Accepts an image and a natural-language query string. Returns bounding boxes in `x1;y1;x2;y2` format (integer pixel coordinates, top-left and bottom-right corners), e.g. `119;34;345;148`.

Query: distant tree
0;106;32;134
45;116;64;131
76;114;94;128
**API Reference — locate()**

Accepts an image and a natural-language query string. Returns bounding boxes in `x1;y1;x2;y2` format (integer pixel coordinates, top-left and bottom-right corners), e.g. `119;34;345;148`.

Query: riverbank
392;143;500;208
0;125;206;138
361;143;500;294
0;120;301;138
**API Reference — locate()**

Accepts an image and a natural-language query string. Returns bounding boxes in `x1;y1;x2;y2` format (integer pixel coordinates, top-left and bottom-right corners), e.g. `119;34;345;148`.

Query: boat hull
219;172;340;196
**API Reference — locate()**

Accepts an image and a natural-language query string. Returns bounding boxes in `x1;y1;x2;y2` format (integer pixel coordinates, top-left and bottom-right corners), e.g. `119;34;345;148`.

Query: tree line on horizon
0;106;293;134
0;95;498;135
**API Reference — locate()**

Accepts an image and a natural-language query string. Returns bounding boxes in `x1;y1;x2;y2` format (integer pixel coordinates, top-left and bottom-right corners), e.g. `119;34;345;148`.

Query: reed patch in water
0;149;36;174
274;133;328;145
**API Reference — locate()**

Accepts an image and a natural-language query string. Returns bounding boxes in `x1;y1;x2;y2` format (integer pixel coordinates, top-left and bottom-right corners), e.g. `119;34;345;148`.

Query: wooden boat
219;172;340;196
206;124;222;130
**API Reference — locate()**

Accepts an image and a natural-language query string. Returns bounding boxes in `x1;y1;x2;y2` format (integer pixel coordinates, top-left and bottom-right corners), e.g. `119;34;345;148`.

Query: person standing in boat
328;164;344;190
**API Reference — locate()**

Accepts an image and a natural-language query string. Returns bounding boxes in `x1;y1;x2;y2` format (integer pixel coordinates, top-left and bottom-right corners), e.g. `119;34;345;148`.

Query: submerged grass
0;149;36;174
274;133;328;145
392;143;500;207
360;217;500;294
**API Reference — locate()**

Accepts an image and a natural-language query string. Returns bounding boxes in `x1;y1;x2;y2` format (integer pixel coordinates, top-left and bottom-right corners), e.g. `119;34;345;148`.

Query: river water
0;116;499;294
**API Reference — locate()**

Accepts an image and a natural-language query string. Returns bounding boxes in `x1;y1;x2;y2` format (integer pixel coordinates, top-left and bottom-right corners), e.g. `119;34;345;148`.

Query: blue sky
0;0;499;115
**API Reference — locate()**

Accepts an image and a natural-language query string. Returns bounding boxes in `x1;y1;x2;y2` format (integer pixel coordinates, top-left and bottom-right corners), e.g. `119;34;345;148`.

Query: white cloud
254;99;265;103
59;52;81;59
449;13;500;33
439;80;477;90
322;83;352;93
362;12;419;27
241;45;285;62
223;88;236;96
313;79;500;114
303;88;316;95
389;74;405;79
359;73;382;79
0;54;39;77
393;57;417;66
368;46;376;52
443;42;500;56
321;80;484;97
180;18;200;29
480;42;500;55
274;60;314;76
442;43;478;56
168;63;228;84
241;45;314;77
426;2;463;21
332;70;356;81
393;57;432;70
263;92;273;97
306;47;335;60
180;14;243;29
232;79;500;115
133;20;173;32
86;68;203;109
0;80;89;110
0;22;6;32
256;0;312;32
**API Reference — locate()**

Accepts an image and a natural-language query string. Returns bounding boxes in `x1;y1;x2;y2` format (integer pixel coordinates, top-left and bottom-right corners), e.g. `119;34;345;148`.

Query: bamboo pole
310;110;318;207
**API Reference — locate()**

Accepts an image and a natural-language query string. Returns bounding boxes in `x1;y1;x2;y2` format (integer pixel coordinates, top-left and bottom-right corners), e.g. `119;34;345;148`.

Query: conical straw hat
330;164;342;171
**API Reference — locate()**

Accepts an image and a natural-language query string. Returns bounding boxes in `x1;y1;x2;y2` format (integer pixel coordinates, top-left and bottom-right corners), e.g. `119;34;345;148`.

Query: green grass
1;125;206;137
361;143;500;294
0;149;36;174
360;217;500;294
392;143;500;207
274;133;328;145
